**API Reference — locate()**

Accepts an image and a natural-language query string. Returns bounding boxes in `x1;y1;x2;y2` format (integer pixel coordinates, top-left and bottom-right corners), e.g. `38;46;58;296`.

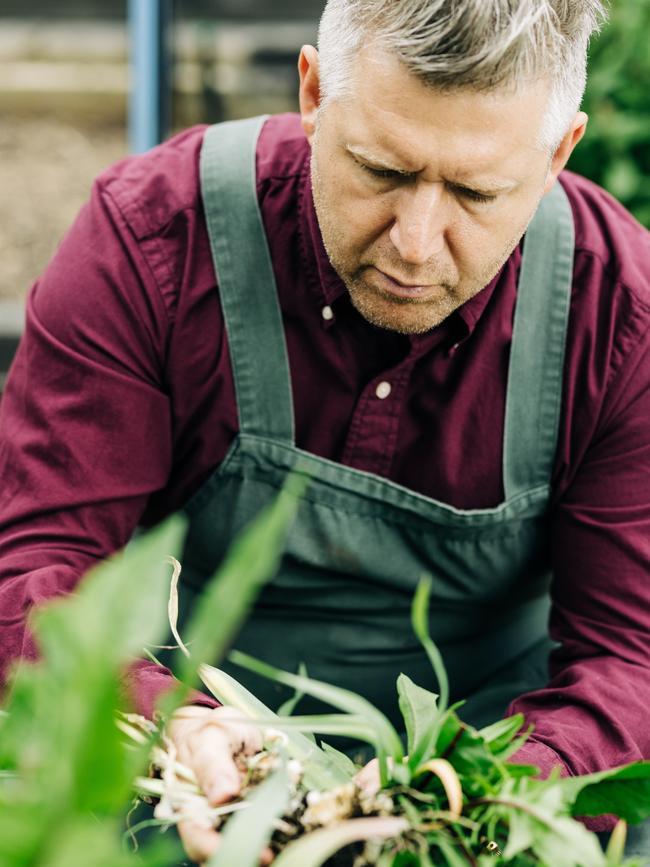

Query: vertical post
128;0;173;153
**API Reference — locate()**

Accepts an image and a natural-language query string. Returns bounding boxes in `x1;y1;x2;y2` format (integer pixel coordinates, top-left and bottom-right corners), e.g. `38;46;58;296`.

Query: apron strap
503;180;575;500
199;116;295;443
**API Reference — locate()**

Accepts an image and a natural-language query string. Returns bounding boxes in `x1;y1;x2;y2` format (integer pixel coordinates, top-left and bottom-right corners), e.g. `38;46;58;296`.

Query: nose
388;182;447;266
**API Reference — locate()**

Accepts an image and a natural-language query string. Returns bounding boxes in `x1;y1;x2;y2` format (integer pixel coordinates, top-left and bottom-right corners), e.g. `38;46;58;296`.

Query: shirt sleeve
508;312;650;831
0;179;215;716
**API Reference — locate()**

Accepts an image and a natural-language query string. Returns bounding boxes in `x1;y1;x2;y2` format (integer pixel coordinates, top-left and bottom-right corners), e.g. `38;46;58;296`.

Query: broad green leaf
396;673;439;770
2;517;187;818
561;762;650;825
208;761;290;867
319;741;360;777
502;803;535;858
411;578;449;719
272;817;409;867
533;814;605;867
491;783;606;867
229;649;403;783
34;515;187;666
39;817;181;867
166;473;307;707
0;802;49;865
199;663;348;790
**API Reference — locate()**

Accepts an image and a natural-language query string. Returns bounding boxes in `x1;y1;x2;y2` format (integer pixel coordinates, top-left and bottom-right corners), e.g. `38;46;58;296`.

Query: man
1;0;649;861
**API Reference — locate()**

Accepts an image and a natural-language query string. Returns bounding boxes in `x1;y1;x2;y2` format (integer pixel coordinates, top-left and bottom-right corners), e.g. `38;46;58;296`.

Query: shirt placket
341;354;417;478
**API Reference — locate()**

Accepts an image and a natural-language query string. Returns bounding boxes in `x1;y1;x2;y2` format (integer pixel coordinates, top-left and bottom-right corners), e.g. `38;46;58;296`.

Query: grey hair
317;0;608;151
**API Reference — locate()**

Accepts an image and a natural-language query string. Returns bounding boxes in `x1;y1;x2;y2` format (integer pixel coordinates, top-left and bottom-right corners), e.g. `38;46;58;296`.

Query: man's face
306;46;555;335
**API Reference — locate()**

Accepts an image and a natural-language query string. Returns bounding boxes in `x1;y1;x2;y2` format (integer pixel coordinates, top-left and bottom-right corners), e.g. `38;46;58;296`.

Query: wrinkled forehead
326;44;550;176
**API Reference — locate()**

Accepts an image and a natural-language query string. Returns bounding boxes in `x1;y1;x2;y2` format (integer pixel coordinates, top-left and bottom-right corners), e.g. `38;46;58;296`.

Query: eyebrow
346;144;414;174
345;143;517;194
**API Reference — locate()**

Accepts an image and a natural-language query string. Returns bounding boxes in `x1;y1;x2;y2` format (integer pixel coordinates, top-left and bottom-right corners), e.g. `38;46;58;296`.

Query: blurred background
0;0;649;379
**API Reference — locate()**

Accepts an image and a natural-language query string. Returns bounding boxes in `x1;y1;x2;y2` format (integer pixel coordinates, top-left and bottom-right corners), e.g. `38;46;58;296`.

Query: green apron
177;115;574;734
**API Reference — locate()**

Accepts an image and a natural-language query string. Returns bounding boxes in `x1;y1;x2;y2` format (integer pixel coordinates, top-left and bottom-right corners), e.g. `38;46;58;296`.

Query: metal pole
128;0;173;153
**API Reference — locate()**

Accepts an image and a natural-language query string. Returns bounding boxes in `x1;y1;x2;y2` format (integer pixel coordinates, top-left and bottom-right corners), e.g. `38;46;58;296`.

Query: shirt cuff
120;659;220;720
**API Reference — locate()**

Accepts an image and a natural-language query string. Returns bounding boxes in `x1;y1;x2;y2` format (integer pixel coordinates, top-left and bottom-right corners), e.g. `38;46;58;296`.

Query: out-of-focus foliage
569;0;650;227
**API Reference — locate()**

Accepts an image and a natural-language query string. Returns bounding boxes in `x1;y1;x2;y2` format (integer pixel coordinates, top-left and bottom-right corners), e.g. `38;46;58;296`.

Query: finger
167;707;214;768
188;724;243;805
353;757;381;795
178;820;221;864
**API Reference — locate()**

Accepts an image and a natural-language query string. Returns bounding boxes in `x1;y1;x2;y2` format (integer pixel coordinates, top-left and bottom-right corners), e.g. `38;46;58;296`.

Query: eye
358;162;409;181
452;186;497;204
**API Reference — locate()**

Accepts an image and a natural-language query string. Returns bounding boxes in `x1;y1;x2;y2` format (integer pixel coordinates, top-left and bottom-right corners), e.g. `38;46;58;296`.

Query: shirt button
375;381;392;400
321;305;334;321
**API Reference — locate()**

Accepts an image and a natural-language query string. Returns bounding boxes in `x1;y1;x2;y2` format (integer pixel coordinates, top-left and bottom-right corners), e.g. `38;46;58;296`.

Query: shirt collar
298;147;520;344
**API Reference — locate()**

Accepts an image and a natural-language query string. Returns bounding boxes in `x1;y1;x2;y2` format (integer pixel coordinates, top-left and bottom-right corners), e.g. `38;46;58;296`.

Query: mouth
368;267;442;301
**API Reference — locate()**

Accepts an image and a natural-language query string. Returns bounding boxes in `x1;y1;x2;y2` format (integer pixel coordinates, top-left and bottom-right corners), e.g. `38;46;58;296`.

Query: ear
543;111;588;194
298;45;321;142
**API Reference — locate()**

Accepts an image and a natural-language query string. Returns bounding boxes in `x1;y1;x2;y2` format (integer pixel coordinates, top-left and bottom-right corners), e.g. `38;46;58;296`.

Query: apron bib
176;116;575;734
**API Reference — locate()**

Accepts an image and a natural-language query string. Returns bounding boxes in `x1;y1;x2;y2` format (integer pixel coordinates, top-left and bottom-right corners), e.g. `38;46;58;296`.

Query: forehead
331;44;549;182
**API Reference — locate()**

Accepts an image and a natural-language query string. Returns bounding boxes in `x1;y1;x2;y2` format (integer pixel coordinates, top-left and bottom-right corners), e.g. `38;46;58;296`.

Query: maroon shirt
2;114;650;810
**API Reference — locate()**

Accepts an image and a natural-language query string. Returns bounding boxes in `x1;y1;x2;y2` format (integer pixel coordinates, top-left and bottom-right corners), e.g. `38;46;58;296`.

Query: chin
349;289;452;335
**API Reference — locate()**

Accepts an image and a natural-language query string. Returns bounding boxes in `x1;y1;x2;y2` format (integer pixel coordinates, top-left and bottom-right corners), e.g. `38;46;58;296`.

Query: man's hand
165;706;385;864
166;705;272;864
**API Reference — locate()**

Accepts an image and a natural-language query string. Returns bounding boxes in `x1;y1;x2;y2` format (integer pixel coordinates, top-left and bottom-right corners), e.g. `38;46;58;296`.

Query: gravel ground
0;116;127;302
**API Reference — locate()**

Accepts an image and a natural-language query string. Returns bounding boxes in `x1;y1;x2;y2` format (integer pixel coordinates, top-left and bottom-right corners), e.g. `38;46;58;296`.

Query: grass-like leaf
271;817;409;867
199;663;348;790
229;649;404;785
207;759;290;867
277;662;309;717
411;577;449;719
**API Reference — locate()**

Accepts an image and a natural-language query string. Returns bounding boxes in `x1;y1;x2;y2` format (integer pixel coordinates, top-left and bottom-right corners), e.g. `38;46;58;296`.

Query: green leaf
491;782;606;867
434;709;495;782
277;662;309;716
605;820;627;865
396;673;439;770
36;815;180;867
208;760;290;867
479;713;534;762
533;814;605;867
229;649;404;783
411;578;449;719
431;835;473;867
1;517;187;818
272;817;409;867
34;515;187;667
320;742;360;777
479;714;524;751
262;712;382;744
560;762;650;825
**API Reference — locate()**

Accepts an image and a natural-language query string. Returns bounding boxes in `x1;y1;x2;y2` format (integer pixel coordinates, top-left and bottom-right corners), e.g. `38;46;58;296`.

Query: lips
370;267;439;300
